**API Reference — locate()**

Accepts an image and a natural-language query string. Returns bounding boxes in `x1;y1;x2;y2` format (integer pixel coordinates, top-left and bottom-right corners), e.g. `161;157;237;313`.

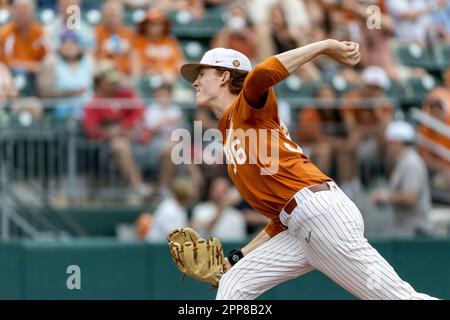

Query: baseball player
179;40;437;300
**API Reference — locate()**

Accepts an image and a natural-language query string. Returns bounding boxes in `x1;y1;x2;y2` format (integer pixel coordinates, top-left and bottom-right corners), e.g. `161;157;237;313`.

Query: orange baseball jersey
94;25;136;75
134;35;184;76
217;56;331;237
0;22;47;66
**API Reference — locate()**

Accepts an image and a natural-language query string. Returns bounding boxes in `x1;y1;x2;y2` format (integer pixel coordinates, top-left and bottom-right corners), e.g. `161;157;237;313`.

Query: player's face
387;141;404;159
192;67;222;108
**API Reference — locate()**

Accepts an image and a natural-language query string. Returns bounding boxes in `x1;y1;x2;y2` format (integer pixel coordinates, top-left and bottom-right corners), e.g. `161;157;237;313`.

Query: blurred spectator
320;0;359;41
0;60;42;120
204;0;229;7
256;2;320;81
246;0;311;33
0;61;43;121
426;67;450;109
37;29;93;119
211;1;257;62
134;8;185;83
137;177;195;242
83;60;152;199
45;0;95;52
386;0;448;44
94;0;138;78
10;96;43;120
301;1;344;79
0;0;47;81
264;3;298;54
442;66;450;89
235;200;270;237
144;83;183;137
190;109;227;184
339;0;410;82
418;91;450;194
191;176;246;241
0;0;10;8
431;0;450;41
140;82;184;190
0;61;17;105
340;66;394;194
303;0;326;38
372;121;434;236
156;0;204;20
296;84;346;178
120;0;152;9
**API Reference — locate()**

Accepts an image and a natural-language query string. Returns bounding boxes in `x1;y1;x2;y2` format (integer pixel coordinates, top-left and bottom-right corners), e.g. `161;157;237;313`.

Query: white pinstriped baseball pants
216;181;437;300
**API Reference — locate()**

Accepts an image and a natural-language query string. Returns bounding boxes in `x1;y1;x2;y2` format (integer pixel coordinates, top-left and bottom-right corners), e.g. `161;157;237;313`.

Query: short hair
214;67;248;95
170;177;195;204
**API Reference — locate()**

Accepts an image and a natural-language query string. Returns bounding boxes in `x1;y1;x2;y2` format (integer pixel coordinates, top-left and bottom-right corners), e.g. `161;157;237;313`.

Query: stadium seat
36;8;56;25
402;75;440;106
123;8;146;26
37;0;56;10
329;74;355;95
436;44;450;69
80;0;103;10
385;80;406;105
393;43;441;71
134;75;171;98
0;8;11;26
275;75;314;106
179;40;208;62
82;8;102;26
168;9;225;39
12;72;37;97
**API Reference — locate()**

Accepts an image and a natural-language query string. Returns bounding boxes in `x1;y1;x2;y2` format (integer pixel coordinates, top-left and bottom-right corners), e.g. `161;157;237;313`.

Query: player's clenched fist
323;39;361;67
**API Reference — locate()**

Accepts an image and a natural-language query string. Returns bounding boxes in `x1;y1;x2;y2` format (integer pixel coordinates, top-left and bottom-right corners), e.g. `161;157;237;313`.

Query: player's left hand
324;39;361;67
167;228;225;288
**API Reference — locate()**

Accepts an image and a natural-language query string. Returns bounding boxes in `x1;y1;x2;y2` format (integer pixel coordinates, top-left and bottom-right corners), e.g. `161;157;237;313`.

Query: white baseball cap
180;47;252;83
362;65;390;90
385;121;415;143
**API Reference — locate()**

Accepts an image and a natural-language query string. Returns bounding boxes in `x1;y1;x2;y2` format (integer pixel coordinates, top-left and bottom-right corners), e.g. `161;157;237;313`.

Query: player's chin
195;96;208;109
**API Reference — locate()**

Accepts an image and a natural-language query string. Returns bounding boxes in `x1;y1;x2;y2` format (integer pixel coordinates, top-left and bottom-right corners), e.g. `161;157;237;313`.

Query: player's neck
209;91;238;119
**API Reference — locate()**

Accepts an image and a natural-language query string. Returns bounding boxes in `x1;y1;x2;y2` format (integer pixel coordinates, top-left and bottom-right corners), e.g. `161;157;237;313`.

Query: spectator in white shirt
191;176;247;242
371;121;434;236
137;177;195;242
135;82;185;191
387;0;448;44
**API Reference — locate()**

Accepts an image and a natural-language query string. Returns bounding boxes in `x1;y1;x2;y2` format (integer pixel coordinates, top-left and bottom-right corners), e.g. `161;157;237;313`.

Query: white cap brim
180;63;216;83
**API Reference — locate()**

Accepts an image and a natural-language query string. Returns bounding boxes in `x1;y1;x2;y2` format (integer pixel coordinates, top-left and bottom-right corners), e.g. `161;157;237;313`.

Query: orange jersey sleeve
243;56;289;109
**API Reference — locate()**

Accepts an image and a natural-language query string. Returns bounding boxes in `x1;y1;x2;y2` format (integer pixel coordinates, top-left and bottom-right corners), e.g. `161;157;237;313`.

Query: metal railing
0;96;447;239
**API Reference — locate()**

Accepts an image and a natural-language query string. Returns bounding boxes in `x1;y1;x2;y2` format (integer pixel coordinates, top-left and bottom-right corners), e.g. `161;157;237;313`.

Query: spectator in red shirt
83;60;152;198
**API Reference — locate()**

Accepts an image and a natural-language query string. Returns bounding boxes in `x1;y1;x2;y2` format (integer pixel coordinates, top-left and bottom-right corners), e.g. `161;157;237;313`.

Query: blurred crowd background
0;0;449;242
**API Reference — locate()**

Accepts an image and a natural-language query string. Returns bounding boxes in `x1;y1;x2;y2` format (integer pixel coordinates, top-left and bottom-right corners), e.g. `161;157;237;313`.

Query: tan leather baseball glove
167;227;225;288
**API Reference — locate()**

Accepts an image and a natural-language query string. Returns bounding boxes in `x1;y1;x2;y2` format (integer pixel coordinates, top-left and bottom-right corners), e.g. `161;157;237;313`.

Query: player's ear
219;70;231;86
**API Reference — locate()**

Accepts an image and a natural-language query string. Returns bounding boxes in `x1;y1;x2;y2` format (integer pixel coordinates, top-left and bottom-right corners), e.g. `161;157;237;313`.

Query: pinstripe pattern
217;182;438;300
216;230;314;300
